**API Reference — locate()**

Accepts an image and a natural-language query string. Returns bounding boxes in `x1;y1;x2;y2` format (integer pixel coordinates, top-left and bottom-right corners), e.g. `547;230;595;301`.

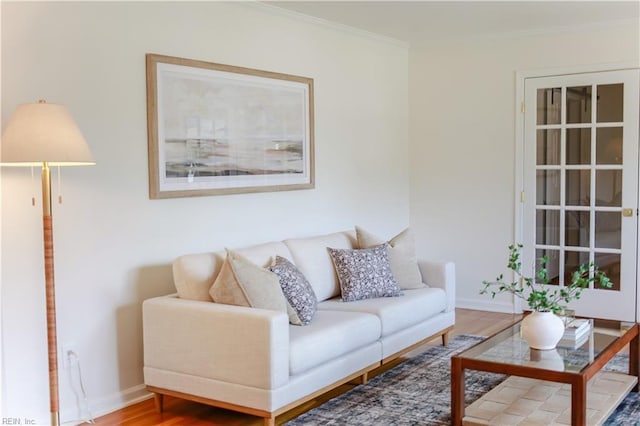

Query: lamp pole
42;162;60;426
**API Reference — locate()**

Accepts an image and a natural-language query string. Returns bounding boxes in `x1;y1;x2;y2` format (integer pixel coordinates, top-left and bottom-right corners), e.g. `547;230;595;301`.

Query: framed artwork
146;54;314;198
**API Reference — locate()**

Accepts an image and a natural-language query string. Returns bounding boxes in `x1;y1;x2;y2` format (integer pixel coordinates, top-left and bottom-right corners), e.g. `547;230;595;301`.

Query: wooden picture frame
146;54;315;198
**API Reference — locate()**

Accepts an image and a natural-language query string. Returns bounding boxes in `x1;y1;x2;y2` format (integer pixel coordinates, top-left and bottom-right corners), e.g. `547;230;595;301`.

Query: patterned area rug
285;335;640;425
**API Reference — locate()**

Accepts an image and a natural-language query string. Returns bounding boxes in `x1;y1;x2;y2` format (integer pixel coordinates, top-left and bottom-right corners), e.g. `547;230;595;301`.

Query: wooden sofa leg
360;371;369;385
153;392;164;413
442;332;450;346
264;415;275;426
348;371;370;385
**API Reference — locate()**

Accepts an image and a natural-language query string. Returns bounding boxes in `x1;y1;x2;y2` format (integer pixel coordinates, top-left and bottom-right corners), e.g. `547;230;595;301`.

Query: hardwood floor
93;308;521;426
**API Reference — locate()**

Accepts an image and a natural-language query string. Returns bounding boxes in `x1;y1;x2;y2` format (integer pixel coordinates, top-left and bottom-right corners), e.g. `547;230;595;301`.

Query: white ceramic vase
520;311;565;350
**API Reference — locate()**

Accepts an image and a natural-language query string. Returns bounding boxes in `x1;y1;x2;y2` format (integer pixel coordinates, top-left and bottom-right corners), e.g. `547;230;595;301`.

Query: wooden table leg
571;376;587;425
451;357;465;426
630;325;639;392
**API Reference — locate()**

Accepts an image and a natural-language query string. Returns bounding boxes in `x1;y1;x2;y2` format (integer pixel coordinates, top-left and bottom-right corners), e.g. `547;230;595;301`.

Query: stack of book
558;319;591;349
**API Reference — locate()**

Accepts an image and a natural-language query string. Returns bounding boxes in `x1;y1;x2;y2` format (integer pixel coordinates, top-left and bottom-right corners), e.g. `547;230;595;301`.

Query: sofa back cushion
173;252;224;301
173;241;294;301
284;231;356;302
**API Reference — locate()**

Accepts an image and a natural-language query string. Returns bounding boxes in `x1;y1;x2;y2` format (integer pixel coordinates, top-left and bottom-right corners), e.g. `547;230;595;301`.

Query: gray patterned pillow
269;256;318;326
328;243;402;302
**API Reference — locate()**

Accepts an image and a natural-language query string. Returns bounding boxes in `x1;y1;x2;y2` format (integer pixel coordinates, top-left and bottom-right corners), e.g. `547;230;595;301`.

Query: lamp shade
1;101;95;166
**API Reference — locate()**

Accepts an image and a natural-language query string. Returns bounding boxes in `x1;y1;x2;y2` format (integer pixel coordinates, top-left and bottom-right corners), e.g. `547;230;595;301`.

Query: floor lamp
1;100;95;425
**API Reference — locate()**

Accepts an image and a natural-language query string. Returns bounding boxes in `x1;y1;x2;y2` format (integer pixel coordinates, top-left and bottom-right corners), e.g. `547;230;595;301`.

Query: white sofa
143;230;455;425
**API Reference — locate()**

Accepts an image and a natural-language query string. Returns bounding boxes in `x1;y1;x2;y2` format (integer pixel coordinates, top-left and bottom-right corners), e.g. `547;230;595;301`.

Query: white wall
0;2;409;422
409;22;640;313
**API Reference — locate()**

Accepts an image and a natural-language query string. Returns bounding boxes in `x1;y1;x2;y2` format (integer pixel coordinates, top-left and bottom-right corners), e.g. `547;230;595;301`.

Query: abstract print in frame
146;54;314;198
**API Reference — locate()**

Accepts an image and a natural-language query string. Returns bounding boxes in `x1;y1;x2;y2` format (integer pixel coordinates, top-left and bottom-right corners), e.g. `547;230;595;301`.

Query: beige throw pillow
355;226;425;290
209;249;289;315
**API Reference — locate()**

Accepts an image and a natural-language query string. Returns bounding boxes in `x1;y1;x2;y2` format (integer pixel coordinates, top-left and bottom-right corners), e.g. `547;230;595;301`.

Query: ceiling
265;1;640;44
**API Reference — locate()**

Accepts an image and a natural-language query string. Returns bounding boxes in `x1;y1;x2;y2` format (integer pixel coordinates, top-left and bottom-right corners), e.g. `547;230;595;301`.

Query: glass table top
457;318;635;374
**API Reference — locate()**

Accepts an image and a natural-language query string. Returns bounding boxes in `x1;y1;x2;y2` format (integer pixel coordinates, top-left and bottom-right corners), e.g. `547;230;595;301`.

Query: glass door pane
524;70;639;321
533;82;626;289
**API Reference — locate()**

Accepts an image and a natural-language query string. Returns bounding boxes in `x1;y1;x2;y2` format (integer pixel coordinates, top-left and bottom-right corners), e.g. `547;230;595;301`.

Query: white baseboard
92;384;153;418
456;298;518;314
61;384;153;425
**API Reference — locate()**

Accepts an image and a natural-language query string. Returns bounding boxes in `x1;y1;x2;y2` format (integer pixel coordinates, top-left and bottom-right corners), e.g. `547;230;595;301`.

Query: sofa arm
418;261;456;313
143;295;290;390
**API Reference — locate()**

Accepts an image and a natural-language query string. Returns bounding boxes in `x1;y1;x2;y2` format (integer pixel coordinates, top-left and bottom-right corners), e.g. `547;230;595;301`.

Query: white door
523;69;639;321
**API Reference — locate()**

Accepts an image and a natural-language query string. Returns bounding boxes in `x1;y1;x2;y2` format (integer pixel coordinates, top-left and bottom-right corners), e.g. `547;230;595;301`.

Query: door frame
514;62;640;319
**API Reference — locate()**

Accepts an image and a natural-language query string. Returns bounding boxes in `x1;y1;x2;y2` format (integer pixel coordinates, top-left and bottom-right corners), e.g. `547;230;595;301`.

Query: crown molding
244;2;410;49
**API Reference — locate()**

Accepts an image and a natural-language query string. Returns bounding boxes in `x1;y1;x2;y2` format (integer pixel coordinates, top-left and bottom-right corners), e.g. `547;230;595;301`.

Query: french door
523;69;639;321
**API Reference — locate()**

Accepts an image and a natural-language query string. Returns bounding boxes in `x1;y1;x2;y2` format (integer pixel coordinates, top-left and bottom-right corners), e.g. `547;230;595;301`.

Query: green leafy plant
481;244;612;314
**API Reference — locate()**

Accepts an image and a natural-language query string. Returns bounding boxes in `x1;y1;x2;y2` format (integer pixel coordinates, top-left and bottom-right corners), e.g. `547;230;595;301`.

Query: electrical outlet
62;343;78;369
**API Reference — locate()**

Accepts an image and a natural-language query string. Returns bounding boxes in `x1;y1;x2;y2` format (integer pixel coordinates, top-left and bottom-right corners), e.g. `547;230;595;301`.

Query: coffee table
451;318;639;425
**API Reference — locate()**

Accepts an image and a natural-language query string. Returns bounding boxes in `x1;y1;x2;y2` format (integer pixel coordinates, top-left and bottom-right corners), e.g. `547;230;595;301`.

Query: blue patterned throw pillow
269;256;318;326
328;243;402;302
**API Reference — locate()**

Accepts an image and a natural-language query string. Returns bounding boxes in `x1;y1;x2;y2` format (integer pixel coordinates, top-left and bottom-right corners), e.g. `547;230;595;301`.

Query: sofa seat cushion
289;310;381;375
317;288;446;337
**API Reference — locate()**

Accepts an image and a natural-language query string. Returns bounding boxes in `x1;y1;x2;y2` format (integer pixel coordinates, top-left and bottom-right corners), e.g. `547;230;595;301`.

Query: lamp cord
66;351;95;424
31;166;36;206
57;165;63;204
